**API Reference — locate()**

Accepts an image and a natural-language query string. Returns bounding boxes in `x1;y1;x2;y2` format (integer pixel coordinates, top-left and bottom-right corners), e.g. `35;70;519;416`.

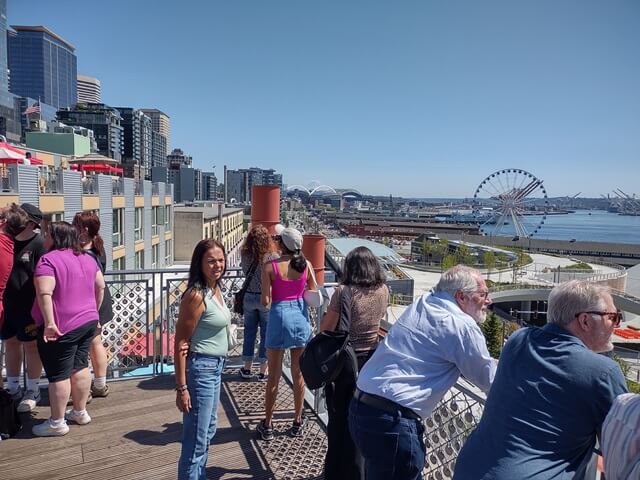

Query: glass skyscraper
8;25;77;109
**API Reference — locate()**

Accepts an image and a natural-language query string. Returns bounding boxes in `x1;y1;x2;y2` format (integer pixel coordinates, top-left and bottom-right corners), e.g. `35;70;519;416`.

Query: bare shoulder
181;287;204;309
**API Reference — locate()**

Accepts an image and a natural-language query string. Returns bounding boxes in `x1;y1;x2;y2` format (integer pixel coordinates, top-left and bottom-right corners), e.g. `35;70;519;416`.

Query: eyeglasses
466;290;490;299
575;310;623;327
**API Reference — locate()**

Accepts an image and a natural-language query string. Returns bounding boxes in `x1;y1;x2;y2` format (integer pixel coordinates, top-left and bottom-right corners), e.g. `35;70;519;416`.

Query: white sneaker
32;419;70;437
17;389;41;413
65;409;92;425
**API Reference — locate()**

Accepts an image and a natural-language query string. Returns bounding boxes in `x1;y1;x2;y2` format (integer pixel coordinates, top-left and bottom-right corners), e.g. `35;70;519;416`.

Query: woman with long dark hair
320;246;388;479
31;221;105;437
73;212;112;398
174;239;231;480
256;227;318;441
239;225;276;380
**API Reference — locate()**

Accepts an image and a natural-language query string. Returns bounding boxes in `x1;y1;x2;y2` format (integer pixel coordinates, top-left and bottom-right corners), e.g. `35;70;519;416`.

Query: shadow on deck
0;368;327;480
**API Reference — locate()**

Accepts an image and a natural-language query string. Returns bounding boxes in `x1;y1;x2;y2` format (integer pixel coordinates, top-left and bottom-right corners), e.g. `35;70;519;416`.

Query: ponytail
290;250;307;273
92;233;105;257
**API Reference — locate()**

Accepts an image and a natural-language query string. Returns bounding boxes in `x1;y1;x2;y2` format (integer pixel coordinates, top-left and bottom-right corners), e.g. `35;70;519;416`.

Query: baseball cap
278;227;303;252
20;203;43;227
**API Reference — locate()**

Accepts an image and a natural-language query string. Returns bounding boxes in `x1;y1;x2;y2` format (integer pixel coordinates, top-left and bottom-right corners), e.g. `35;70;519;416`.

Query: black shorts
0;312;39;342
37;321;99;382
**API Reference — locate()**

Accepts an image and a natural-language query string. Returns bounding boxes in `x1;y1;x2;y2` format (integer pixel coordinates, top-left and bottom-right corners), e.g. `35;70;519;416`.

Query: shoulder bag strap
336;285;353;333
239;261;258;295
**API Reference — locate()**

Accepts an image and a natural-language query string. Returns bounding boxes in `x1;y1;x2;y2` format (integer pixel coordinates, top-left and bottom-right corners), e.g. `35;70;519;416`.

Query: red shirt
0;232;14;327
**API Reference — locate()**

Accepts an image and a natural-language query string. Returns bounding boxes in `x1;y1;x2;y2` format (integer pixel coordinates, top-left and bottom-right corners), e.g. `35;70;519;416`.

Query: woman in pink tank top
256;227;318;441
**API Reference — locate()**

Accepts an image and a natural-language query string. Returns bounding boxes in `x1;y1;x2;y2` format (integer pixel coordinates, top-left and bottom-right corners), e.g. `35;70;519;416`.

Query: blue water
486;210;640;245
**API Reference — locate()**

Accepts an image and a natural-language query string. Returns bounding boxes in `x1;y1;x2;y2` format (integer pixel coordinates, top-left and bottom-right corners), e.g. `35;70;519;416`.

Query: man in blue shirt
454;280;628;480
348;265;497;480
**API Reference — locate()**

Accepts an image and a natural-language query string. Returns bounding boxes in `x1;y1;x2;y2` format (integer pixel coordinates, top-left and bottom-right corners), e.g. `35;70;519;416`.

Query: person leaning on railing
453;280;628;480
320;246;389;480
348;265;497;480
174;239;232;480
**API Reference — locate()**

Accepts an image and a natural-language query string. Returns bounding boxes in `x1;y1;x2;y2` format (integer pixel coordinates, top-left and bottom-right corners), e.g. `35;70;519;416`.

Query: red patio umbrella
0;156;44;166
81;163;112;173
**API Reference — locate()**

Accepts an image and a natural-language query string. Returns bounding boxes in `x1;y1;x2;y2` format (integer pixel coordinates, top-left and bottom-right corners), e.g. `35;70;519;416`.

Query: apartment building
173;204;244;264
0;149;174;271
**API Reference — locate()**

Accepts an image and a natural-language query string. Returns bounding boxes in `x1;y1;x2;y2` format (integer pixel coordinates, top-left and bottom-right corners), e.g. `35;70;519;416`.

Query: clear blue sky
10;0;640;198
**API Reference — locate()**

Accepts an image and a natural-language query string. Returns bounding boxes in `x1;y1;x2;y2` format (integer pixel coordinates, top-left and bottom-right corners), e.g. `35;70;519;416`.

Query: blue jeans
348;396;425;480
178;353;226;480
242;292;268;364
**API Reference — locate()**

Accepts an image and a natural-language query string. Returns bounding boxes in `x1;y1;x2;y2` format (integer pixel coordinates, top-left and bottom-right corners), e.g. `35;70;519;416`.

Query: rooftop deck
0;365;328;480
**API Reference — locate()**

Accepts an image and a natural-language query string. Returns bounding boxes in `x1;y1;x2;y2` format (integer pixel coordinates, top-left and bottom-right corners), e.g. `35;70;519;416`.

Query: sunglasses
575;310;623;327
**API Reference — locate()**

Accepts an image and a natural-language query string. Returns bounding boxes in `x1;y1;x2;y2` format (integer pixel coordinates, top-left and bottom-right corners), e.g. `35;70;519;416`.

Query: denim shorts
265;298;311;349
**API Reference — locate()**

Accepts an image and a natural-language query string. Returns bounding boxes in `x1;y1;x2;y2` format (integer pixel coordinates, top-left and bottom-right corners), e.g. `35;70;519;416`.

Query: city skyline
10;0;640;198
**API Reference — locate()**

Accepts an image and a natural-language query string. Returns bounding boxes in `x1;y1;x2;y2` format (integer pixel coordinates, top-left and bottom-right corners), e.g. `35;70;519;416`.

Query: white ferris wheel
472;168;549;238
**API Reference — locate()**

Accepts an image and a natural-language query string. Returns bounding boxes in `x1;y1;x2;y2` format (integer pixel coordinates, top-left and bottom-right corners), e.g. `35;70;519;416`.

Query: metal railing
1;167;16;193
112;177;124;195
97;267;488;478
39;168;60;194
82;174;97;194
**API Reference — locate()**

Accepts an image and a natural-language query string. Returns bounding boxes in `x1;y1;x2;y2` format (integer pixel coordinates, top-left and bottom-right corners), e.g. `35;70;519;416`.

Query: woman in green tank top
174;239;232;480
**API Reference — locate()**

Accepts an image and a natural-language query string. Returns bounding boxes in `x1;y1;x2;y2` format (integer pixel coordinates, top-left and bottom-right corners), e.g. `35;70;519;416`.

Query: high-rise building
167;148;192;168
201;171;218;201
225;167;284;203
115;107;152;179
152;148;202;202
77;75;101;103
141;108;170;139
57;103;123;161
8;25;77;109
0;0;9;93
141;108;169;168
140;113;152;179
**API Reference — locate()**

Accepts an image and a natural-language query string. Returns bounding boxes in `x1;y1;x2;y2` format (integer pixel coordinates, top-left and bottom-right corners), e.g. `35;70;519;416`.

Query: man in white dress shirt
348;265;497;480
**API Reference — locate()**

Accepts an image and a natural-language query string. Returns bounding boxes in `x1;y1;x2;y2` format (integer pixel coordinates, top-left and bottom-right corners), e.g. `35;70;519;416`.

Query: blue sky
10;0;640;197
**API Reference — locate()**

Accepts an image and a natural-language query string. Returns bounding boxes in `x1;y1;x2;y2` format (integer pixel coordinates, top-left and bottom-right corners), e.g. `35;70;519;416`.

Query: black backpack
0;390;22;439
299;286;357;389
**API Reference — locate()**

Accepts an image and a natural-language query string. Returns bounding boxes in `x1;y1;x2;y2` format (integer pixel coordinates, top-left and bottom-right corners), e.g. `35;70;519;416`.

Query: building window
112;257;126;281
165;240;172;265
134;250;145;269
152;206;164;236
151;244;159;268
112;209;123;247
134;207;144;241
164;205;171;230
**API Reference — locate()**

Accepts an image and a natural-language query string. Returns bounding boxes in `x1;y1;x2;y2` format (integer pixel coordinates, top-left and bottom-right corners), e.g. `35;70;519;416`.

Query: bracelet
175;385;188;393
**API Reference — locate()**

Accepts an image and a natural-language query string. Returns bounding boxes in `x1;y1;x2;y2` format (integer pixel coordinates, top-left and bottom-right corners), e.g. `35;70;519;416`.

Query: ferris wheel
472;169;549;238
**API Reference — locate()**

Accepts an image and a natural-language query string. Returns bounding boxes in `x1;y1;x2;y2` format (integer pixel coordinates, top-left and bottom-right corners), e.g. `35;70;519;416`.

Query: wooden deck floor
0;368;327;480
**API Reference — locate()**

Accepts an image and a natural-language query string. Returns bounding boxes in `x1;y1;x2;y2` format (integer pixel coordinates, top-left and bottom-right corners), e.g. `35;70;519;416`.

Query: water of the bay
487;210;640;245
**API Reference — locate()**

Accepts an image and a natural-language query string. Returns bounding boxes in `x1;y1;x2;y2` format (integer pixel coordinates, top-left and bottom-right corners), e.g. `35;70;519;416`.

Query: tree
483;251;496;279
431;239;449;265
442;254;457;271
456;243;473;266
480;313;503;359
421;240;433;265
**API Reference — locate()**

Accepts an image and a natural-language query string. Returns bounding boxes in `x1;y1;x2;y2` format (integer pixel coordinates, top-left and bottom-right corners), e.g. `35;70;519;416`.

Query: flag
23;103;41;115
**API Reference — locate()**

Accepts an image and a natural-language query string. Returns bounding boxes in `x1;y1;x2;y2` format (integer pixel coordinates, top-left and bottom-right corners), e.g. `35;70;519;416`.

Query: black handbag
233;261;258;315
0;390;22;439
299;286;356;389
